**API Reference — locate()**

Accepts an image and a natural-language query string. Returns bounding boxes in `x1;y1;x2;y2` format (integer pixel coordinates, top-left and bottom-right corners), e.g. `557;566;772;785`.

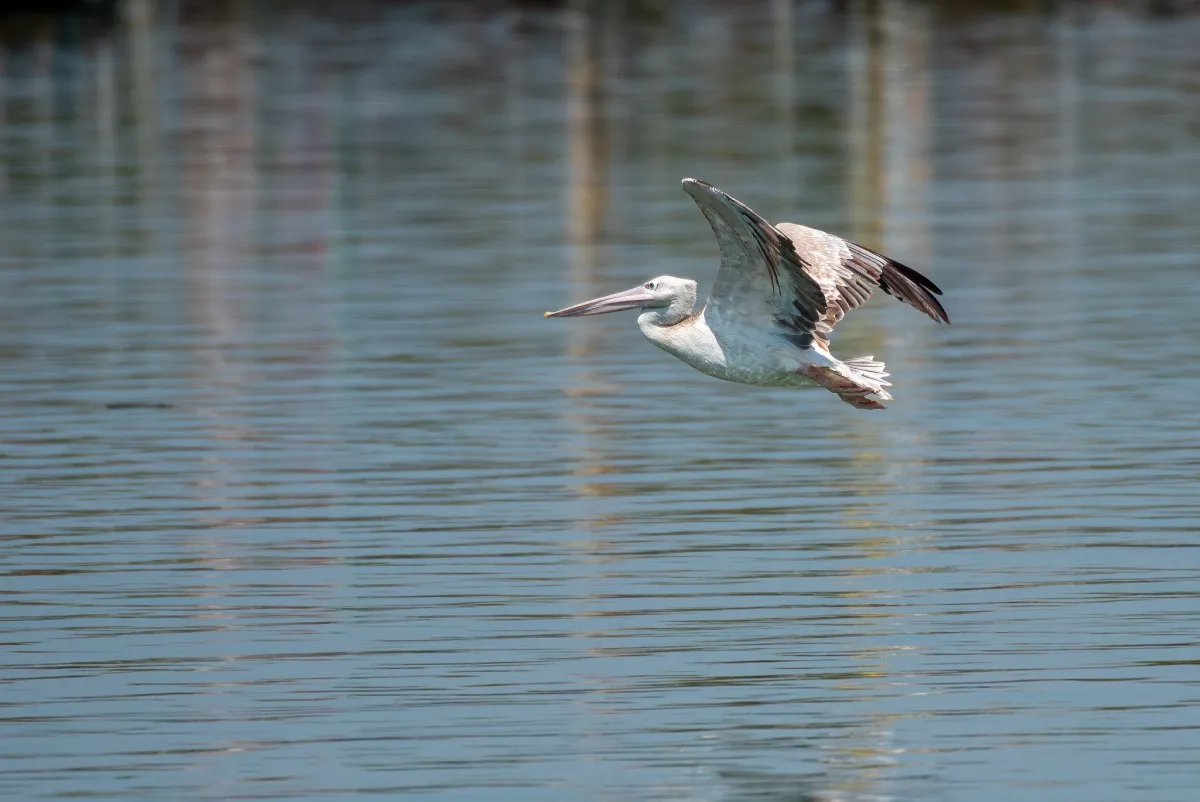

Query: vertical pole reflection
880;1;932;271
177;0;261;554
1054;4;1082;277
566;0;610;349
125;0;162;240
772;0;796;208
562;0;620;505
179;0;257;368
502;7;529;269
94;38;118;259
847;0;885;250
848;0;933;250
838;2;936;794
564;0;609;398
29;17;54;263
0;47;6;200
562;6;620;769
846;0;933;352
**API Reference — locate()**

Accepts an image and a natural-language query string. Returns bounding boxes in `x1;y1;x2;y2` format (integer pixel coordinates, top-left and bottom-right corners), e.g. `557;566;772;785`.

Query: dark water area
2;1;1199;800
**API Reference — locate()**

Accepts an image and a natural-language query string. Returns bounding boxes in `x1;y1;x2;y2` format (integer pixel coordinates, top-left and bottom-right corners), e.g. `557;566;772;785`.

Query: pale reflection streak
173;1;264;644
829;2;941;794
563;0;621;508
179;0;257;373
126;0;162;235
846;0;884;254
0;46;5;199
173;3;343;644
168;7;346;771
94;38;118;259
28;20;53;261
771;0;797;208
561;6;631;788
502;8;530;271
565;0;611;357
1054;3;1082;281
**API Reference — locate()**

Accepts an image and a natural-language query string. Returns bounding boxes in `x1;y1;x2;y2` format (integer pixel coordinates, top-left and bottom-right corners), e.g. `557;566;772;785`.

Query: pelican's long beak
544;285;655;318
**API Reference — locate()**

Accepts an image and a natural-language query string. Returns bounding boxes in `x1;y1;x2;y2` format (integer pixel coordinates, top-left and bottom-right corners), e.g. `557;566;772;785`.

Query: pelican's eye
644;281;658;291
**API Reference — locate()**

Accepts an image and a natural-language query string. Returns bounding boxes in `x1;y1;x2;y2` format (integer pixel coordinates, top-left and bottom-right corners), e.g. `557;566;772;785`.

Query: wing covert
777;223;950;334
682;179;830;349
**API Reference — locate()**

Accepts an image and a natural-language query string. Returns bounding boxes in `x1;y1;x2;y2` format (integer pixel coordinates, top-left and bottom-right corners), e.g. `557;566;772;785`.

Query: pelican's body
639;307;811;387
547;179;949;409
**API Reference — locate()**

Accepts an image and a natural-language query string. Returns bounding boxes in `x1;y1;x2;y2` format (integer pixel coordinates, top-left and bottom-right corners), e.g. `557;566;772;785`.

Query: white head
545;275;697;326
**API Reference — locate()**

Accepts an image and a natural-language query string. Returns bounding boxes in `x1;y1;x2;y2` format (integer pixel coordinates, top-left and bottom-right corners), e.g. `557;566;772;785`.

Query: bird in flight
545;179;949;409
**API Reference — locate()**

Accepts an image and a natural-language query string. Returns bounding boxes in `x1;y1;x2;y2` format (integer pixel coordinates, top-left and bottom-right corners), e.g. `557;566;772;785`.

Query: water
2;1;1199;800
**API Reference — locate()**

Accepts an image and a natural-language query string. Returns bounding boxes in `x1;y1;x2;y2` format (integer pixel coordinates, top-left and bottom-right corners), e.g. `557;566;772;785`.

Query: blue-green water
2;2;1199;800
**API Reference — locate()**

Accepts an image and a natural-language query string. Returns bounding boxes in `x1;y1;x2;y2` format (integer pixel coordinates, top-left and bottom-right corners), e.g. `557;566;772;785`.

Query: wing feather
683;179;949;351
777;223;950;335
682;179;830;349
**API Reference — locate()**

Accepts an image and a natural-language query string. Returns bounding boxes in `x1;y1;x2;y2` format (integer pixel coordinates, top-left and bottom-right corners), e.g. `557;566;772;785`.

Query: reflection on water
2;1;1199;800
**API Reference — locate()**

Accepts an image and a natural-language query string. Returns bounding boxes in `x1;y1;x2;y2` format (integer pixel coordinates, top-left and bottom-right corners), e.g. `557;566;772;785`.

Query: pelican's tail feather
805;356;894;410
843;355;892;389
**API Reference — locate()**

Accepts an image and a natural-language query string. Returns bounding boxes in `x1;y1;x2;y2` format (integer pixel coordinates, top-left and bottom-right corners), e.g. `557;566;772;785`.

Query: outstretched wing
682;178;950;351
777;222;950;334
682;179;831;350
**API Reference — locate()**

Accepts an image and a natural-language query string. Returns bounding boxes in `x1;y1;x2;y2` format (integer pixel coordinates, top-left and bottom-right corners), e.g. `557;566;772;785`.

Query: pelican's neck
638;308;678;329
637;307;727;377
638;306;699;343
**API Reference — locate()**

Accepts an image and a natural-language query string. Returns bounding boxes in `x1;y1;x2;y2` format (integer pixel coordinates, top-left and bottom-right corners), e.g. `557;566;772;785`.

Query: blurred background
2;1;1199;800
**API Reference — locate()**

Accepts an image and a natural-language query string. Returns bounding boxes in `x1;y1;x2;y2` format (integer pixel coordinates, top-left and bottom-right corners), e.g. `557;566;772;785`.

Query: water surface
2;2;1199;800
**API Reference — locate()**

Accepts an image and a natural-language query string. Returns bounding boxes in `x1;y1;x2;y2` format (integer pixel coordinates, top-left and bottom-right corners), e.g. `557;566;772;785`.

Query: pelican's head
545;275;697;325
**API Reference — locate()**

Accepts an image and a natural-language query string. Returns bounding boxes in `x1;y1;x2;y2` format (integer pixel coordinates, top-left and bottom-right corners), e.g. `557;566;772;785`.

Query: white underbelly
640;314;826;387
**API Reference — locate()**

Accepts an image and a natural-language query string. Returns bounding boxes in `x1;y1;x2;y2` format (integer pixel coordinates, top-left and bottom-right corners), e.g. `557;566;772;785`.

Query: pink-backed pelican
546;179;949;409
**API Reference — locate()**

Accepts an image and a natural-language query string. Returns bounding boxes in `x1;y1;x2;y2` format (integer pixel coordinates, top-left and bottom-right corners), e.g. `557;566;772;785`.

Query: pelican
545;178;949;409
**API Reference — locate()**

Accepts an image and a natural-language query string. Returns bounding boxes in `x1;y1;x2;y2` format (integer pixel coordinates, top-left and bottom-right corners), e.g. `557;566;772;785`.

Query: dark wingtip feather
847;241;950;325
882;259;950;324
880;275;950;324
888;258;944;297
